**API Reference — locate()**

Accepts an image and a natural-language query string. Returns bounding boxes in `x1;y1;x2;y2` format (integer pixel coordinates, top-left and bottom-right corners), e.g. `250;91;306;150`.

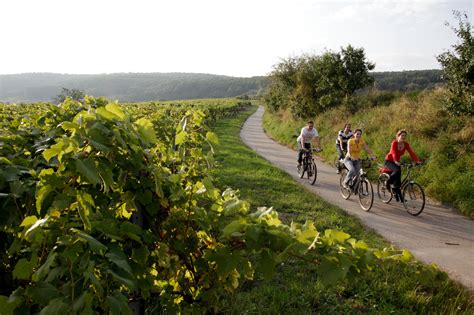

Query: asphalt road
240;106;474;292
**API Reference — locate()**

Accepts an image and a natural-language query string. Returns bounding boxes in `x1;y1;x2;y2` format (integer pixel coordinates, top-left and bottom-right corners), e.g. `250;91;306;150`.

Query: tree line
1;70;445;104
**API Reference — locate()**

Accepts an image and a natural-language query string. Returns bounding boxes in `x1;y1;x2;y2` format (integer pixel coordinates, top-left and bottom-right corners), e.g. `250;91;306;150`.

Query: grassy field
211;104;473;314
262;89;474;218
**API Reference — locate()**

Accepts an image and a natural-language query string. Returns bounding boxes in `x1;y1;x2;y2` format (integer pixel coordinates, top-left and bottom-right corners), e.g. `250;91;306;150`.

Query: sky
0;0;472;77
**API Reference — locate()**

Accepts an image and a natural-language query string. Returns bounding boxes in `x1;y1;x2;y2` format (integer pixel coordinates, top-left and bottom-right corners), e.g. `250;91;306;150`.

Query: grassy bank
262;89;474;218
211;105;473;314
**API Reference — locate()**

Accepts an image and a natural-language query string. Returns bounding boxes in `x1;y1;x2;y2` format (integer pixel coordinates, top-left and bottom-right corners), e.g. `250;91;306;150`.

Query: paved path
241;106;474;291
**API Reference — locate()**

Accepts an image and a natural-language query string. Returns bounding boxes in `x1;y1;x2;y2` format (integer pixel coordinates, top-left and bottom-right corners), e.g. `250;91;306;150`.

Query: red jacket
385;140;420;163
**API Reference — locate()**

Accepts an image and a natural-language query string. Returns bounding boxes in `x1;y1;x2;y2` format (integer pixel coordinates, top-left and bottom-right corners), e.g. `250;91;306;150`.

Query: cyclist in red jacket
384;129;421;202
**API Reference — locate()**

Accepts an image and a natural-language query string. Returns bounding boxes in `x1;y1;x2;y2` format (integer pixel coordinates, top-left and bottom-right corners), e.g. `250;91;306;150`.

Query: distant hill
0;73;268;103
0;70;443;103
370;69;444;91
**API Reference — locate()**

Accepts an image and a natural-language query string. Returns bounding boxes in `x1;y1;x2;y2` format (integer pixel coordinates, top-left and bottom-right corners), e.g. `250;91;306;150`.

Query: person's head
396;129;407;141
307;121;314;130
343;123;351;132
354;128;362;139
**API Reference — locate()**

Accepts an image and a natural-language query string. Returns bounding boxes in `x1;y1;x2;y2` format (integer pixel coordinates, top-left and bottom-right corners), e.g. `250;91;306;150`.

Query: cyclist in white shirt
297;121;322;166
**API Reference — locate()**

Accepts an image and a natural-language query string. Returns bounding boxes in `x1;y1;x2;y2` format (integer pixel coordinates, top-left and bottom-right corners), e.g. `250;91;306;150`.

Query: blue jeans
343;159;361;185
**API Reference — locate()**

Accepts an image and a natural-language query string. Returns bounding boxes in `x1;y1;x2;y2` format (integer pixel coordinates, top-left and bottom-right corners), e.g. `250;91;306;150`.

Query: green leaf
206;131;219;144
20;215;38;227
13;258;33;280
107;270;136;288
27;282;61;305
61;121;79;133
75;158;101;185
72;228;107;254
256;249;276;280
76;191;94;231
324;229;350;245
136;118;157;144
106;103;126;120
0;156;13;165
106;252;132;274
36;184;53;214
43;144;62;162
317;256;345;287
132;246;150;265
39;298;68;315
222;218;247;238
0;295;15;315
175;131;186;145
106;294;130;315
33;252;57;282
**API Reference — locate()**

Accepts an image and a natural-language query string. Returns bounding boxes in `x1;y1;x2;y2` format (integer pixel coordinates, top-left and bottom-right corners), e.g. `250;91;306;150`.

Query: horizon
0;0;471;77
0;68;443;79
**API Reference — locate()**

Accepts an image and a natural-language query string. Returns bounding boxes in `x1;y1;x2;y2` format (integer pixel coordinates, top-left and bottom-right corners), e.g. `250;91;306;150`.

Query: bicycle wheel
377;173;392;204
403;182;425;216
308;160;318;185
358;178;374;211
339;170;351;199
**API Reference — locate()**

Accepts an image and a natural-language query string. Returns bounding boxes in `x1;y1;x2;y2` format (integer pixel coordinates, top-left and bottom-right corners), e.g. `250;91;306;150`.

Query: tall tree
341;45;375;97
436;11;473;116
264;46;375;118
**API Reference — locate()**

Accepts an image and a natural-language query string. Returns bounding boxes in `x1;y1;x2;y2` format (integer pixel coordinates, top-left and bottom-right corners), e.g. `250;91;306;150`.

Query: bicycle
339;157;374;211
297;148;320;185
377;162;425;216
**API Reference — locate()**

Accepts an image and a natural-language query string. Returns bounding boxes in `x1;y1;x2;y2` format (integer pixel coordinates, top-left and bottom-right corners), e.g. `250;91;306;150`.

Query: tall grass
211;105;473;314
263;88;474;218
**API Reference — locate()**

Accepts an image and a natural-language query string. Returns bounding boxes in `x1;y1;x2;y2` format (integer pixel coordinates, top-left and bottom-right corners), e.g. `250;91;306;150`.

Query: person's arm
363;143;376;159
314;136;321;150
406;142;421;163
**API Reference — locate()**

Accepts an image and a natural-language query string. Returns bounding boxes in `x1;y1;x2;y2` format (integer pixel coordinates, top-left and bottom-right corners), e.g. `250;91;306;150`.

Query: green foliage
264;45;374;118
437;11;474;116
0;98;402;313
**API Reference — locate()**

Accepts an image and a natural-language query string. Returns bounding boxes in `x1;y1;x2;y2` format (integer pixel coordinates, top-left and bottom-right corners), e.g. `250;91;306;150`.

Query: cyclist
384;129;421;202
342;128;376;189
336;123;353;173
297;120;322;166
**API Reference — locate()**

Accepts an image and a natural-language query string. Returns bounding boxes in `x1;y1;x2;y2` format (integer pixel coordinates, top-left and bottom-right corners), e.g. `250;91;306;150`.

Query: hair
397;129;407;137
307;120;314;125
354;128;363;135
343;123;351;129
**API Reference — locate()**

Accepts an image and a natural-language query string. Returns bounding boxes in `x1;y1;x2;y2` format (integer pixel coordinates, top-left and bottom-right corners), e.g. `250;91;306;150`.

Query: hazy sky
0;0;472;77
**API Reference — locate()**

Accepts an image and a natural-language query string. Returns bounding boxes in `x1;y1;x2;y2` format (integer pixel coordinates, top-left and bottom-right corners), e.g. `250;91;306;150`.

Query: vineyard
0;98;424;313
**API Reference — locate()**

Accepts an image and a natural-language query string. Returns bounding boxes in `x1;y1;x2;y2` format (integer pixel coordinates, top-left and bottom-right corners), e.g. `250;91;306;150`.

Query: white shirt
297;126;319;144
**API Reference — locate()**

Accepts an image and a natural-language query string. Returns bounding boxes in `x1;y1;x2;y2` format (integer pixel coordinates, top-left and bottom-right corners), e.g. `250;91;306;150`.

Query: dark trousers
384;160;401;188
297;142;311;163
336;144;346;160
